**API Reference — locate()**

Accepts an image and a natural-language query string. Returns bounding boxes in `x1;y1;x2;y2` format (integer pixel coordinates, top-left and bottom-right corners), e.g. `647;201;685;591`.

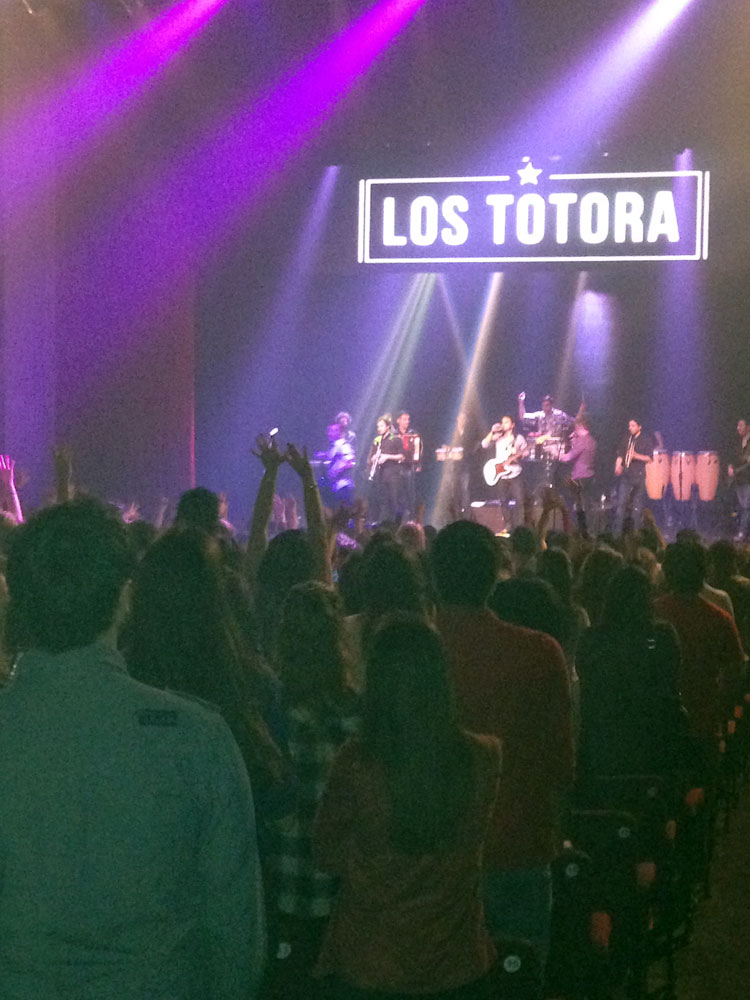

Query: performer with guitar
728;418;750;540
368;414;405;522
481;416;526;529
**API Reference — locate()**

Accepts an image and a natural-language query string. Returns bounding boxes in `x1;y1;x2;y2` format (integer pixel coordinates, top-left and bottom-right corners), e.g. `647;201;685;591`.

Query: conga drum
646;449;671;500
670;451;696;502
696;451;719;501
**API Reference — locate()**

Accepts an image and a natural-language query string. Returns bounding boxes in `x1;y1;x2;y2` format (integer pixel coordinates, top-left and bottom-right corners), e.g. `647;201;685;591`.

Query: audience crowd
0;439;747;1000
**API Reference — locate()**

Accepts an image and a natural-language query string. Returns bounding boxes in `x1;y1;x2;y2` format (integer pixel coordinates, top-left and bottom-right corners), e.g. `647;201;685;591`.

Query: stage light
20;0;50;14
647;0;695;31
19;0;147;20
496;0;700;160
4;0;231;222
555;273;615;420
353;273;436;445
430;273;504;524
56;0;430;342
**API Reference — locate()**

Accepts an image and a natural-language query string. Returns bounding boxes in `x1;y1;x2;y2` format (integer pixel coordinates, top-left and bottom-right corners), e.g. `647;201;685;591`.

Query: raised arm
482;424;501;450
154;496;170;532
517;391;526;423
0;456;24;524
536;487;572;548
641;507;666;551
285;443;332;586
245;434;286;594
53;447;74;504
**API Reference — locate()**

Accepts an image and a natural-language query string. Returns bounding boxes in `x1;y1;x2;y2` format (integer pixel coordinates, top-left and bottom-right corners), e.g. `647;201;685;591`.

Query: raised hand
122;501;140;524
154;496;170;531
0;455;24;523
52;446;75;502
0;455;16;490
285;443;313;481
284;494;299;530
252;434;285;474
272;493;286;528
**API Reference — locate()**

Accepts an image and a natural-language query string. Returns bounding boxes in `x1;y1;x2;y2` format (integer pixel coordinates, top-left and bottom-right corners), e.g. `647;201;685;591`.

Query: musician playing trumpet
368;414;406;523
481;416;526;529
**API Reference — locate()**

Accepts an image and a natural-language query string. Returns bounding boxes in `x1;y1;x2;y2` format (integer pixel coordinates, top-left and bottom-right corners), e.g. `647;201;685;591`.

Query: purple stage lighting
64;0;430;337
654;148;709;450
3;0;229;215
500;0;699;158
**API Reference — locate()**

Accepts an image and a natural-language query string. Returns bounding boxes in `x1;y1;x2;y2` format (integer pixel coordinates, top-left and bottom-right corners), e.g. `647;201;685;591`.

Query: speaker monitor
470;501;506;535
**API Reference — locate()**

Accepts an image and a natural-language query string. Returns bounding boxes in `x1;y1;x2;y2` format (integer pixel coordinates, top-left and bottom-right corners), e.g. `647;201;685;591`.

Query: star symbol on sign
517;158;543;185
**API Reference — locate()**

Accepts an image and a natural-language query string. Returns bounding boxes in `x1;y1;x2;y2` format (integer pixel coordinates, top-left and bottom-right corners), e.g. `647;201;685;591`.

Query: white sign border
357;169;710;265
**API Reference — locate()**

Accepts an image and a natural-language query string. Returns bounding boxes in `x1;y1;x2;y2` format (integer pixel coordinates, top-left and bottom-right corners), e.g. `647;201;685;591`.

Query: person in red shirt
430;520;575;971
314;616;500;999
654;541;745;776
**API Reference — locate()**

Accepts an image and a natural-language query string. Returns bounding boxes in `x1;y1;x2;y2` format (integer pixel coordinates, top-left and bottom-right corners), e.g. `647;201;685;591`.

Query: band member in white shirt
481;415;526;529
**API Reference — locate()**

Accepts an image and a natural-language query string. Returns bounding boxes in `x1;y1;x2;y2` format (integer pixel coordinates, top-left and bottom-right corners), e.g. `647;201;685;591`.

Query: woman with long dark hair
124;528;293;846
314;615;500;1000
265;581;361;999
576;564;695;785
342;535;429;692
575;545;624;627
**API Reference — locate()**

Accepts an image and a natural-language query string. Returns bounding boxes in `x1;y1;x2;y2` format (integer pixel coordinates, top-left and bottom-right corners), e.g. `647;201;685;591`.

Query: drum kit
645;449;720;503
522;436;566;494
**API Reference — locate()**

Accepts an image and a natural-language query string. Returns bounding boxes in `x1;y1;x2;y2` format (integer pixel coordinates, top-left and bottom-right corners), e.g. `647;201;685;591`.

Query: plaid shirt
272;691;360;918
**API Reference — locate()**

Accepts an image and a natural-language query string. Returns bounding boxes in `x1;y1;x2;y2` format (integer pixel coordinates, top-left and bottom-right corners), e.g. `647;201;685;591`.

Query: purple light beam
3;0;230;216
60;0;430;371
499;0;699;159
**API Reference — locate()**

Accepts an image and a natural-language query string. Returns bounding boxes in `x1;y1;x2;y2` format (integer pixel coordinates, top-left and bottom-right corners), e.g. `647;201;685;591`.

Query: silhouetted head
175;487;220;533
7;498;135;653
431;520;499;607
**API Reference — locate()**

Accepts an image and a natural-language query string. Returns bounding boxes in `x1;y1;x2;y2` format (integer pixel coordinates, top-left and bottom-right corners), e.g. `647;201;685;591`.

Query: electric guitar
368;437;384;481
483;436;523;485
483;458;522;485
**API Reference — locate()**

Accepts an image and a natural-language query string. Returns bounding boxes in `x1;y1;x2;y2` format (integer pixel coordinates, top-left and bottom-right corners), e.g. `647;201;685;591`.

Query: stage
1;0;749;527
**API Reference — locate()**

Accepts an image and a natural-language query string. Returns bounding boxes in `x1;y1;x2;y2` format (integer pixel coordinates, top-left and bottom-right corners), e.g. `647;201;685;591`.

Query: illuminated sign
357;161;710;264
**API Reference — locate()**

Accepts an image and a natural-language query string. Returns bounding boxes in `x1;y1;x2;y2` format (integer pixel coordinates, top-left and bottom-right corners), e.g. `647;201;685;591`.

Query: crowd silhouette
0;437;748;1000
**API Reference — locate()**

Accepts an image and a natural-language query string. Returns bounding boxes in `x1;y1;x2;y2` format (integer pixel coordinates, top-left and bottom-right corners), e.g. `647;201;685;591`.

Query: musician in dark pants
728;418;750;540
448;411;478;516
481;416;526;530
368;414;405;523
395;411;422;521
614;418;655;533
558;415;596;514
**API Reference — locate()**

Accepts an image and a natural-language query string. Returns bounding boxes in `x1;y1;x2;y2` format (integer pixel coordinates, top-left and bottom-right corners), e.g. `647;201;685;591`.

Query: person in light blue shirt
0;498;265;1000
